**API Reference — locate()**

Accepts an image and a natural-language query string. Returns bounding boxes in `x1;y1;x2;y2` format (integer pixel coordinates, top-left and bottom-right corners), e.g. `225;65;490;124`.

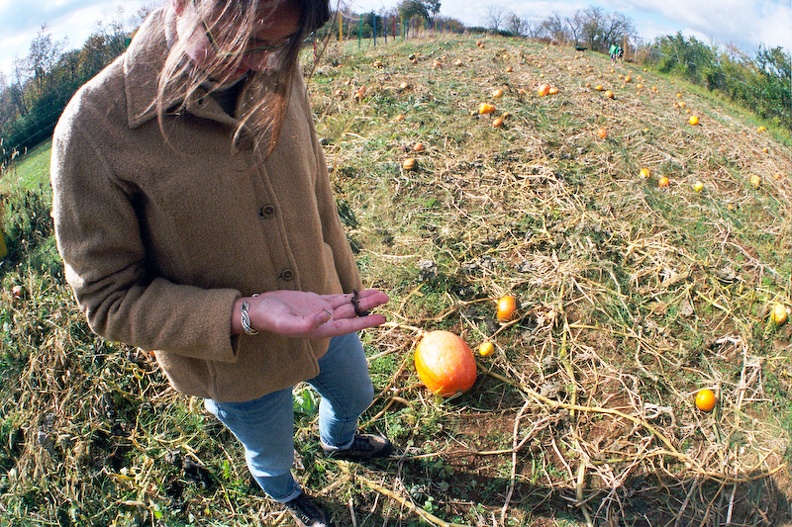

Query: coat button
259;205;276;218
279;269;295;281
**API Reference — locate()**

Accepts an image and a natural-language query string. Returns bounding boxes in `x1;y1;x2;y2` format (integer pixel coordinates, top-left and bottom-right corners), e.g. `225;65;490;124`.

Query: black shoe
322;433;393;460
284;493;335;527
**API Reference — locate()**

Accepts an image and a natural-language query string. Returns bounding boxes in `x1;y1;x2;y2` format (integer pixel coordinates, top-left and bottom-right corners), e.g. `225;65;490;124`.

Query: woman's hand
233;289;389;339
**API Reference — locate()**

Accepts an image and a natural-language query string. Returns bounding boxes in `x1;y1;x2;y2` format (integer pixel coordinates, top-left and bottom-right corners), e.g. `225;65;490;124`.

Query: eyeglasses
201;20;292;58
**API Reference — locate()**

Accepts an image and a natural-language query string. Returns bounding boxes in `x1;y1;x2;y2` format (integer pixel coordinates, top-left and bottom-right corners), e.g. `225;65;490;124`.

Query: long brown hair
156;0;330;158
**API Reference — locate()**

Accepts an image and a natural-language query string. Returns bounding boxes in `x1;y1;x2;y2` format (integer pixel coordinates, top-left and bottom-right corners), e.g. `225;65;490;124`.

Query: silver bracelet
240;300;259;335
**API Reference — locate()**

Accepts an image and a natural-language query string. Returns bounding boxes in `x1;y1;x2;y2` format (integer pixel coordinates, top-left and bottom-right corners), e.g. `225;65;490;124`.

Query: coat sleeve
298;74;364;294
50;100;241;363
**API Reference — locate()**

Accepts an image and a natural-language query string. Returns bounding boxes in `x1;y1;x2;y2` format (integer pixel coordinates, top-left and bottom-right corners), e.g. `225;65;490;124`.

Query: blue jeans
204;332;374;502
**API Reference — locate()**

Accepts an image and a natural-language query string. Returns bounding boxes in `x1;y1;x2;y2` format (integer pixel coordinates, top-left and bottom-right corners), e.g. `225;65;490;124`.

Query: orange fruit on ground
478;341;495;357
604;90;614;99
402;157;417;170
693;181;704;192
695;389;717;412
689;115;700;126
750;174;761;188
492;117;504;128
496;295;519;322
412;142;425;152
771;303;788;325
597;128;608;139
639;167;651;179
479;102;496;115
658;176;670;188
492;88;504;98
414;331;477;397
537;84;551;97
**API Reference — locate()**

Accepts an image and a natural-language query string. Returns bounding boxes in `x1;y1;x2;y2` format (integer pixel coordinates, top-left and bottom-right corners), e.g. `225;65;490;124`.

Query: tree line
0;7;151;170
1;2;789;170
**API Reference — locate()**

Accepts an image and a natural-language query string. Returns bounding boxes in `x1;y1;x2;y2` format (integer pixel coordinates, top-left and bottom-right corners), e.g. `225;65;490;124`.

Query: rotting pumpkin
414;330;477;397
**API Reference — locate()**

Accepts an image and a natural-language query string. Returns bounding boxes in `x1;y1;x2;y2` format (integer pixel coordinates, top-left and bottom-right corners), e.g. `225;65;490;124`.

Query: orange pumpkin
695;389;717;412
771;303;788;325
414;331;477;397
496;295;519;322
479;102;496;115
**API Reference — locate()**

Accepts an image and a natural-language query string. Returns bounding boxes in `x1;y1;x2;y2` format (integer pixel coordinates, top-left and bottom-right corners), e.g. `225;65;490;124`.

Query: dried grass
1;33;790;527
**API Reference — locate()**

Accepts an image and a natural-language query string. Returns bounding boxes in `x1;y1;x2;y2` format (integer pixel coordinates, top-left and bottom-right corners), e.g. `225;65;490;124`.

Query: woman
50;1;391;526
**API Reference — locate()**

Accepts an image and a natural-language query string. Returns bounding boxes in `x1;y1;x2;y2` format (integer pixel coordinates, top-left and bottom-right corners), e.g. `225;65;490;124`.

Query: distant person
618;45;625;61
609;42;619;65
49;1;392;526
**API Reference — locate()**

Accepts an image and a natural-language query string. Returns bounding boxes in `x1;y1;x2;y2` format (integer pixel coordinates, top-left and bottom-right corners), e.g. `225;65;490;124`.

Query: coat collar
124;8;220;129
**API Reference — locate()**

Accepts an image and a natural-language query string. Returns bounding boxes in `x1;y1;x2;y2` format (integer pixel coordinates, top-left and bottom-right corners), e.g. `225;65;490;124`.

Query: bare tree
565;12;585;47
27;26;65;93
538;12;566;44
505;12;528;36
581;6;634;52
484;5;506;33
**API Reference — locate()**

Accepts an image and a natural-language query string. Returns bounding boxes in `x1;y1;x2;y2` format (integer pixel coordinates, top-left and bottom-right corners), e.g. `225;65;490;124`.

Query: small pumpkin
478;341;495;357
414;331;477;397
695;388;717;412
402;157;417;171
479;102;496;115
496;295;519;322
771;303;788;325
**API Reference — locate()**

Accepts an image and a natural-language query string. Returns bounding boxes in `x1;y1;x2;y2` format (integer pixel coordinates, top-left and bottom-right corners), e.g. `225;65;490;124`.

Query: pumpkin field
1;33;791;527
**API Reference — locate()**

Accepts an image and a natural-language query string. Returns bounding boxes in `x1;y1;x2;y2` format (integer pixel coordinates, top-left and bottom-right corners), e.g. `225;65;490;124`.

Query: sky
1;0;791;80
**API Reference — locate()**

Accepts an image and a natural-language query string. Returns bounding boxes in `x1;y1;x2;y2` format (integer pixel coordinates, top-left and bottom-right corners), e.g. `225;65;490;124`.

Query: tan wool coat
50;9;363;402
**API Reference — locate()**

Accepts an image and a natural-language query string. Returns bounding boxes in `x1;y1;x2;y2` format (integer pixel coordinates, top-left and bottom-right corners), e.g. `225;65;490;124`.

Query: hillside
1;34;791;527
